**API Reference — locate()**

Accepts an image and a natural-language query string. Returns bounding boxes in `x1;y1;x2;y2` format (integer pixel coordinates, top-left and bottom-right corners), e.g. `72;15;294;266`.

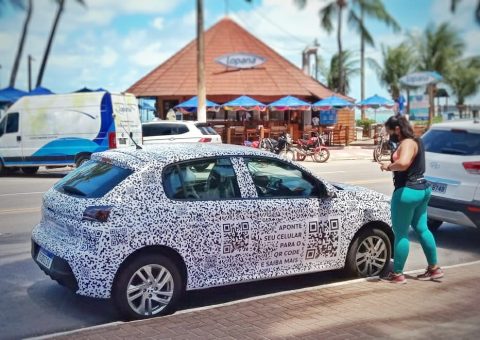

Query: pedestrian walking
379;114;443;284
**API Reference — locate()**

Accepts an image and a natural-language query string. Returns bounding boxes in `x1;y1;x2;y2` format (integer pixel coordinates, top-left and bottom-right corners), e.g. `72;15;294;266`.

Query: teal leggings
391;186;438;273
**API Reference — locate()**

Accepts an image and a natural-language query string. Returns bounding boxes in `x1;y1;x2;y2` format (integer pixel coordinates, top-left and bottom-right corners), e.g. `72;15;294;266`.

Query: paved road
0;161;479;340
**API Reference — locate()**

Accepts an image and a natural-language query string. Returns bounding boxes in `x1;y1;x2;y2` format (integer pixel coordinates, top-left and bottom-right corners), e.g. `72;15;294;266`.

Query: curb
29;259;480;340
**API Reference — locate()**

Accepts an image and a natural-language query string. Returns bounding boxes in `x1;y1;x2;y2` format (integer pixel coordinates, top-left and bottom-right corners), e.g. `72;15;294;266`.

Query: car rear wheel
75;154;90;168
427;218;443;232
345;228;391;277
112;253;183;320
22;167;39;175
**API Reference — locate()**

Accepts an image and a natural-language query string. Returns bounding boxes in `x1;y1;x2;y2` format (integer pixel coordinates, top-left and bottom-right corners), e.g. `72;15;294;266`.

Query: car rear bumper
31;239;79;292
428;195;480;228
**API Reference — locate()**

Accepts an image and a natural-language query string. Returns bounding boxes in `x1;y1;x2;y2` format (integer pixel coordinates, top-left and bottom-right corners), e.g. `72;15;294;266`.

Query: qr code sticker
221;222;250;255
305;218;340;260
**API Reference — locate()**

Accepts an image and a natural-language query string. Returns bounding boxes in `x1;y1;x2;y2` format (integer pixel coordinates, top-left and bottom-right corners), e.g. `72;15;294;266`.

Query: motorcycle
258;133;295;160
293;131;330;163
373;127;396;162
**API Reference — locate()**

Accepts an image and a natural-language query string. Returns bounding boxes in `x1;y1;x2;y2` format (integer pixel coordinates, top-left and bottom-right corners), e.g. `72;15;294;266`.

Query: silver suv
422;120;480;231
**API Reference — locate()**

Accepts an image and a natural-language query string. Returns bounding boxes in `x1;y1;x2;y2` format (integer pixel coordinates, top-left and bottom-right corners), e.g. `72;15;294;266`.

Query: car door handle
169;137;175;141
17;136;21;142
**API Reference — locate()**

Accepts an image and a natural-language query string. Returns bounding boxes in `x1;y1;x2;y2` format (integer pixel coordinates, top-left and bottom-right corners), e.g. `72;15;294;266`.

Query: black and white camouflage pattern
32;143;391;298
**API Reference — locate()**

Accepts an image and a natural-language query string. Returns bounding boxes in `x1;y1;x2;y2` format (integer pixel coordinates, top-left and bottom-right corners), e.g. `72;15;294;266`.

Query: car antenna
120;123;142;150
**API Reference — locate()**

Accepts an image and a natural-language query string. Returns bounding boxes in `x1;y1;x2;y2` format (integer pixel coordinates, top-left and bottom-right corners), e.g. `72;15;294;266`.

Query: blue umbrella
74;87;94;93
223;95;266;111
27;86;54;96
357;94;395;122
0;86;28;103
312;95;354;111
268;95;311;111
356;94;395;109
175;96;221;113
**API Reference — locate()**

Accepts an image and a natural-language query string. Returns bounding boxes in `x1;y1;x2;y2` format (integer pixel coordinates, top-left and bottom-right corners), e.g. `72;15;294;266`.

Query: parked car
422;120;480;231
142;121;222;144
0;91;142;174
31;143;392;320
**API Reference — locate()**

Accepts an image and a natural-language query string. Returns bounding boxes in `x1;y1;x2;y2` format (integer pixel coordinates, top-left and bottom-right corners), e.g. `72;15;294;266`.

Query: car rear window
143;123;189;137
195;123;218;135
54;161;132;198
422;129;480;156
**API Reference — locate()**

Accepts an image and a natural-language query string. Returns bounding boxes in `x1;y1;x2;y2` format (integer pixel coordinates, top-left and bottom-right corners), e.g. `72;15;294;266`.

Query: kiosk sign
399;71;442;87
215;53;266;69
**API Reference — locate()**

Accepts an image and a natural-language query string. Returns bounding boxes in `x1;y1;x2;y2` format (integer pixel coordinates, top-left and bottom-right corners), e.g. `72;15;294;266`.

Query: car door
0;112;23;165
161;156;259;289
242;156;344;278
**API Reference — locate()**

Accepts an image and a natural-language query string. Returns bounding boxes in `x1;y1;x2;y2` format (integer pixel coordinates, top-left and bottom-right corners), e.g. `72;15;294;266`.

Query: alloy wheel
355;235;388;276
126;264;174;316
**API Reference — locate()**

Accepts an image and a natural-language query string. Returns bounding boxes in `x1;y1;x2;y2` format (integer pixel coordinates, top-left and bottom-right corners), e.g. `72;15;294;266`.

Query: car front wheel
427;218;443;232
345;228;391;277
112;253;184;320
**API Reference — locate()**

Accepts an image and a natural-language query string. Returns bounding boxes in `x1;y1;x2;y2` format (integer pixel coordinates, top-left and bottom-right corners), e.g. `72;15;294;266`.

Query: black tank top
392;138;429;191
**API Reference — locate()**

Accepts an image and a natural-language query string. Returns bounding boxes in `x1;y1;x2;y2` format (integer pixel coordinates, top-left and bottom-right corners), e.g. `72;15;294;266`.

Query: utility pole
197;0;206;123
28;55;34;91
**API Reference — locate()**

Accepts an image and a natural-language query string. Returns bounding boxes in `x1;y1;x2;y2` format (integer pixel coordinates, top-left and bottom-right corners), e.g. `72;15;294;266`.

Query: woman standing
379;114;443;284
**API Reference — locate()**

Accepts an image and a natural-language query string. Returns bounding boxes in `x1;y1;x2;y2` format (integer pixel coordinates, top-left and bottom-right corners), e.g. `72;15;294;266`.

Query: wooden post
345;125;349;146
259;126;264;140
227;126;232;144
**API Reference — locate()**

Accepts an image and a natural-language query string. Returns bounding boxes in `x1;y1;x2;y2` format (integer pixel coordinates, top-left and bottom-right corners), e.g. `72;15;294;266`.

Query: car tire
112;253;184;320
345;228;391;278
75;154;90;168
313;148;330;163
22;167;39;175
0;160;5;176
427;218;443;232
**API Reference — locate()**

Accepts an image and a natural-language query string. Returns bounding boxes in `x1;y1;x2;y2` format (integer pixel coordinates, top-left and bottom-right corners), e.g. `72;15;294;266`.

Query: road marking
29;259;480;340
0;191;44;197
0;207;40;215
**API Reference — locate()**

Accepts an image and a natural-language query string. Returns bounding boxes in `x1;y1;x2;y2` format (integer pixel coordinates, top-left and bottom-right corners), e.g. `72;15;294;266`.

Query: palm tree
295;0;399;98
0;0;33;88
412;23;464;77
369;42;415;100
318;50;360;94
445;58;480;116
350;0;400;119
36;0;85;87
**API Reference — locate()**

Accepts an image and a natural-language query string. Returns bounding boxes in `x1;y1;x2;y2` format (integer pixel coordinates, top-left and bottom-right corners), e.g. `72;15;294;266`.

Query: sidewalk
51;261;480;340
324;138;376;161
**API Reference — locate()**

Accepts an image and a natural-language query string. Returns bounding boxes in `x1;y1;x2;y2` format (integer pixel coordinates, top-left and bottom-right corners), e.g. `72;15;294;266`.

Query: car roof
142;120;197;126
430;120;480;133
93;143;281;169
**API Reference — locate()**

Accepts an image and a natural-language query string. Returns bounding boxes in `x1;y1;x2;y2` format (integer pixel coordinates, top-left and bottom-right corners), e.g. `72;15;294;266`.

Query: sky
0;0;479;104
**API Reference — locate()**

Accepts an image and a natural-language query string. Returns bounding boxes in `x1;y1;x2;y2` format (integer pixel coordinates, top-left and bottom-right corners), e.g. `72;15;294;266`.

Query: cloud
99;47;119;67
130;42;170;67
152;17;165;30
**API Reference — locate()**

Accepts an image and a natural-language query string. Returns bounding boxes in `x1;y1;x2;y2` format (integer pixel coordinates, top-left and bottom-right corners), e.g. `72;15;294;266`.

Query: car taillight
82;206;112;222
199;137;212;142
109;132;117;149
467;206;480;213
463;162;480;175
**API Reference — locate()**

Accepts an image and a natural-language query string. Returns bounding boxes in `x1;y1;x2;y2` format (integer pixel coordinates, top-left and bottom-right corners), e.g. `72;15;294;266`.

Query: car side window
0;117;6;137
172;124;189;135
245;157;324;198
5;113;19;134
163;158;241;200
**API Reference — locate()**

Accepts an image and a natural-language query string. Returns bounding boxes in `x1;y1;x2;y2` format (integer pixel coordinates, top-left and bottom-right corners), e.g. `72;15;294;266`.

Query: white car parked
422;119;480;231
142;121;222;144
32;144;392;320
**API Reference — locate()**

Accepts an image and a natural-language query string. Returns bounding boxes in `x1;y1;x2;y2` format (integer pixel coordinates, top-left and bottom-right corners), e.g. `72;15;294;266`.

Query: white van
0;92;142;175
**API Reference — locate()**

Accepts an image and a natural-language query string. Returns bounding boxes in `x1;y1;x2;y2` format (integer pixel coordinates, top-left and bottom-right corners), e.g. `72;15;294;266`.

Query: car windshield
54;160;132;198
422;129;480;156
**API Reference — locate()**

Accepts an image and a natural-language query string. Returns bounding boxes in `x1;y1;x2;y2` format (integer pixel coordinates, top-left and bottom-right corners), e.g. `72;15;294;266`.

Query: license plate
431;182;447;194
119;138;127;145
36;247;54;270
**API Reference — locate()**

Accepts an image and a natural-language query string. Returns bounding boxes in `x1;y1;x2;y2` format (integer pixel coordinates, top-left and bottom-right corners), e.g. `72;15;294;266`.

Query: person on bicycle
379;114;443;284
